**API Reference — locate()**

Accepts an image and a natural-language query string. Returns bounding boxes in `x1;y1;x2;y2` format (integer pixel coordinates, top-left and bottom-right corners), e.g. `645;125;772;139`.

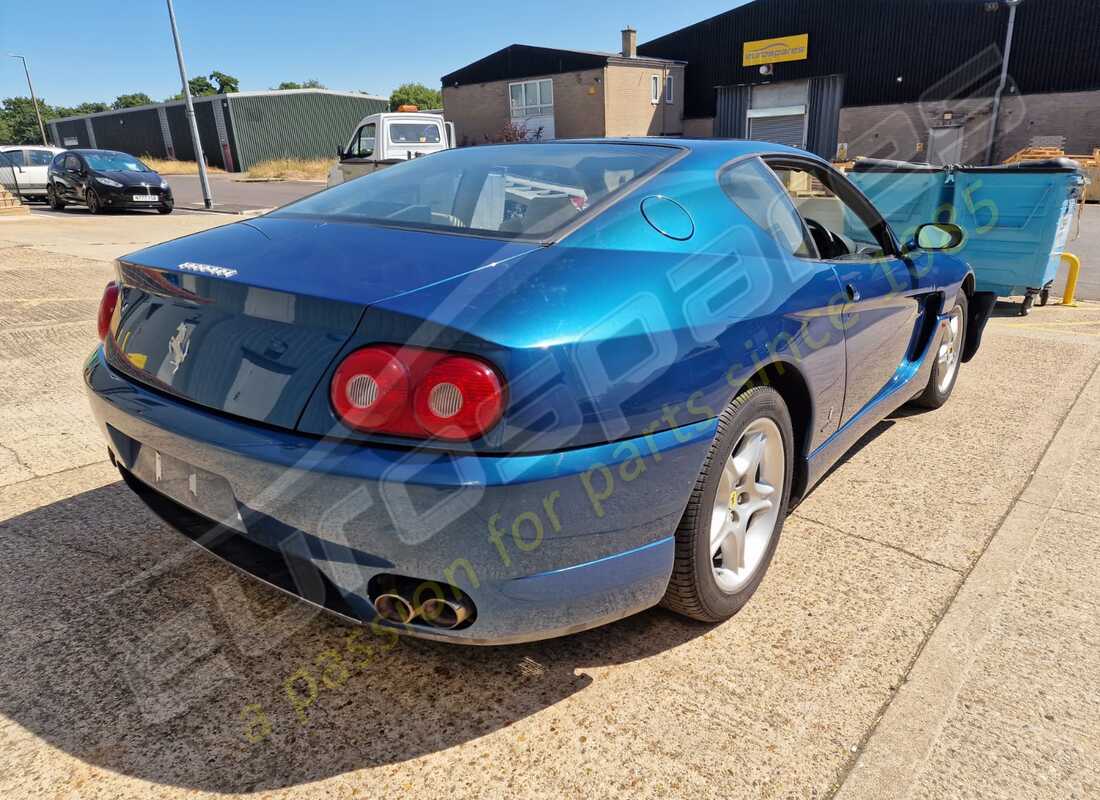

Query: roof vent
621;27;637;58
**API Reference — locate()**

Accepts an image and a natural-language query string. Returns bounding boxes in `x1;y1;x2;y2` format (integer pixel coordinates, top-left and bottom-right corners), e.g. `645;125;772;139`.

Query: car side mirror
906;222;964;253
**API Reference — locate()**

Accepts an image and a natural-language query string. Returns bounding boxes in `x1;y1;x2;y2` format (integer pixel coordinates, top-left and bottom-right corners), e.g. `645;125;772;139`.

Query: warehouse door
747;80;808;148
749;113;806;148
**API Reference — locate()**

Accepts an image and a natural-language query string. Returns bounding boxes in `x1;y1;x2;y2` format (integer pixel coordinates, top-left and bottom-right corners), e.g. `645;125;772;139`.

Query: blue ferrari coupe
85;139;993;643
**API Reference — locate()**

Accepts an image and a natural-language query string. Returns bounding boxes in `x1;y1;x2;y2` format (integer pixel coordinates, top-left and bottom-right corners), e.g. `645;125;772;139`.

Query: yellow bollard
1060;252;1081;307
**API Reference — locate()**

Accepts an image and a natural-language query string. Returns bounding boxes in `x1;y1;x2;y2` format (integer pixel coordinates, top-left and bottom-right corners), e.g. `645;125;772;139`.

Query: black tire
1039;288;1050;307
86;189;101;214
662;386;794;622
158;204;173;215
911;290;968;410
47;183;65;210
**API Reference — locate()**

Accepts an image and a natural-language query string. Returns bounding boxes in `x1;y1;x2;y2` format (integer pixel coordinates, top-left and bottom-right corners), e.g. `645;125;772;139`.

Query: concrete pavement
0;212;1098;799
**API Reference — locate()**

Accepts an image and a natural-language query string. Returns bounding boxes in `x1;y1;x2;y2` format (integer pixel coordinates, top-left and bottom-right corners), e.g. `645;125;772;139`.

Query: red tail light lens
97;282;119;341
330;345;505;441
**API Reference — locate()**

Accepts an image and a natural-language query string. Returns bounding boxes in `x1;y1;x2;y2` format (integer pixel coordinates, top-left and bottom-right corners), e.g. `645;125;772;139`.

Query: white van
0;145;66;200
327;111;453;187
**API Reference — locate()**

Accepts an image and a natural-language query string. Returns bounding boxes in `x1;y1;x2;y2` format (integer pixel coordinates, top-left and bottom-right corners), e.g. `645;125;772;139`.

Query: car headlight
160;179;169;189
96;177;123;188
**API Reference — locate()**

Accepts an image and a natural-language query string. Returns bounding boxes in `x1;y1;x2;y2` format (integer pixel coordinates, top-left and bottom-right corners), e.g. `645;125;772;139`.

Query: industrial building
47;89;388;172
444;0;1100;165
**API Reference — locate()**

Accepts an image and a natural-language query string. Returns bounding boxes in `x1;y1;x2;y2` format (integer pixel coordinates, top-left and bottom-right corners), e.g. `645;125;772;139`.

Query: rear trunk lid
105;217;537;428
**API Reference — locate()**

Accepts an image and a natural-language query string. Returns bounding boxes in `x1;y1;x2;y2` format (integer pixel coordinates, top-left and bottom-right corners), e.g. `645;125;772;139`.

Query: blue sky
0;1;746;108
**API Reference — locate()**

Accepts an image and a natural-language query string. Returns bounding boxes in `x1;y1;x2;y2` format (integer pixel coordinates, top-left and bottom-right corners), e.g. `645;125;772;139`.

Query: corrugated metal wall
228;92;387;171
639;0;1100;119
90;108;167;158
45;92;387;172
53;119;90;148
805;74;844;159
716;85;750;137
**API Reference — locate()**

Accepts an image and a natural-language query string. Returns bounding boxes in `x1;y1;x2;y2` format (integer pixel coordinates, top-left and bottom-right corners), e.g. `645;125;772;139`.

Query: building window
650;75;660;104
665;75;675;104
509;78;553;118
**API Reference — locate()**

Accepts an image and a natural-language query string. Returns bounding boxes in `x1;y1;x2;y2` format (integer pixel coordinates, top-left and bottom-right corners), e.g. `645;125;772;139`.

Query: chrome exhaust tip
419;597;472;629
373;593;417;624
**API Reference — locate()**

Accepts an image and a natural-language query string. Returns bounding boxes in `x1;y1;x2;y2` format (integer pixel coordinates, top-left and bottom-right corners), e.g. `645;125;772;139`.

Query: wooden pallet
1003;146;1068;164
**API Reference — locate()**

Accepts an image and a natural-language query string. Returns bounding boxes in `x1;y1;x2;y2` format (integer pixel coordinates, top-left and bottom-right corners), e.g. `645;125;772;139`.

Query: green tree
165;75;216;102
0;97;50;145
112;93;152;109
189;75;217;96
389;82;441;111
275;79;325;90
51;101;109;119
209;71;239;94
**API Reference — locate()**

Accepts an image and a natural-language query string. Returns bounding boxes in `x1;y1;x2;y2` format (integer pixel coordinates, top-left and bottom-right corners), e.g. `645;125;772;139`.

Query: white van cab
327;109;453;187
1;145;66;199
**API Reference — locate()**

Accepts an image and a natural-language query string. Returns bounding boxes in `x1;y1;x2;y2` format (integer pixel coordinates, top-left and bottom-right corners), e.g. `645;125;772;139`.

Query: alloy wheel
936;306;963;394
709;417;785;593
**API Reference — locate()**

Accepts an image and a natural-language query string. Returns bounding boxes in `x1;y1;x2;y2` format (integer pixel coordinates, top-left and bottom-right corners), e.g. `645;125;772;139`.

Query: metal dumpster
847;159;951;244
849;157;1084;314
951;159;1084;312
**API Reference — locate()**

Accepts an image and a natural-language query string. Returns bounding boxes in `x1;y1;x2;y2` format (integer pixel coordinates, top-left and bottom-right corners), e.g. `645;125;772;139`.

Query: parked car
47;149;173;214
85;139;992;644
0;144;65;201
327;109;453;187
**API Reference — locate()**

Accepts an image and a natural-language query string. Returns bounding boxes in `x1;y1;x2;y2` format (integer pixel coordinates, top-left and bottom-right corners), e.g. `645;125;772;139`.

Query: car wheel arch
728;359;813;504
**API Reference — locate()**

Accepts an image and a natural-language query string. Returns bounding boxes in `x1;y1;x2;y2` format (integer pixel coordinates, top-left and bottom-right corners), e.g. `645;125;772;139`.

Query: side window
352;123;376;157
766;163;890;260
52;154;66;170
719;157;814;258
3;150;25;167
64;155;81;171
27;150;55;166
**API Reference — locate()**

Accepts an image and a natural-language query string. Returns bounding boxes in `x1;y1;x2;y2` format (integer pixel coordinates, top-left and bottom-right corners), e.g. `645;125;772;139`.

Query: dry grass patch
245;157;334;181
139;155;225;175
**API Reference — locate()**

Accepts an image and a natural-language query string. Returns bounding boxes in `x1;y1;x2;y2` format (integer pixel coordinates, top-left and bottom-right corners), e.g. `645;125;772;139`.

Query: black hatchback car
47;150;173;214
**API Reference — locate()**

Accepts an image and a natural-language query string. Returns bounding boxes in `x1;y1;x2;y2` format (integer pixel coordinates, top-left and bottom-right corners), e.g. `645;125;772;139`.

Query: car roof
1;144;65;152
70;149;133;156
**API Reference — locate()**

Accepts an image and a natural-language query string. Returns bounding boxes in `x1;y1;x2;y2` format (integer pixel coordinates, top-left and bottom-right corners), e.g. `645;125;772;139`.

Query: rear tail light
97;281;119;340
330;345;505;441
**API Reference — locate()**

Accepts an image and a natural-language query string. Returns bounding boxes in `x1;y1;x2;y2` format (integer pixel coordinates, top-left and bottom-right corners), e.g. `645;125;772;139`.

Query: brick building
441;30;684;146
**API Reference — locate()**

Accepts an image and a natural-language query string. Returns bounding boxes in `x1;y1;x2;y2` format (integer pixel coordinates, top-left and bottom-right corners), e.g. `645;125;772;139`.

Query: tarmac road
1;211;1098;799
165;174;324;212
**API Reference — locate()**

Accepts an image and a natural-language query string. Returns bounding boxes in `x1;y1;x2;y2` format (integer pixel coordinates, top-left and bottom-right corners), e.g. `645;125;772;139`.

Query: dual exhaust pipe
373;591;473;630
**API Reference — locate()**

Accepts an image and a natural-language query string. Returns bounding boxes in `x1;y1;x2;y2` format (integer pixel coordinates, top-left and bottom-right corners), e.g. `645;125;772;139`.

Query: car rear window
389;122;442;144
273;142;680;240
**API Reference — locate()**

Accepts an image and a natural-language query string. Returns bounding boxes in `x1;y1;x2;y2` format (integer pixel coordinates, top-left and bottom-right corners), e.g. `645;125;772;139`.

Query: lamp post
8;54;48;145
165;0;213;209
985;0;1022;165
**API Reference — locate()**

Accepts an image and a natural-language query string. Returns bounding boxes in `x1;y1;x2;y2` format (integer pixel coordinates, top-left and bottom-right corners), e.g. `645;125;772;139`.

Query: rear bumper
84;347;713;644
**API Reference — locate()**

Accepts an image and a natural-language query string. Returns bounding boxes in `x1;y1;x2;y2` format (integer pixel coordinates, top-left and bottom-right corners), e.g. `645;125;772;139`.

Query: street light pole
165;0;213;209
985;0;1022;165
8;54;48;145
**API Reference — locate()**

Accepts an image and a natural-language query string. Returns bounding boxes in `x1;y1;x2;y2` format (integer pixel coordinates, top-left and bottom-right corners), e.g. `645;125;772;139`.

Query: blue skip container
849;158;1085;313
847;160;951;243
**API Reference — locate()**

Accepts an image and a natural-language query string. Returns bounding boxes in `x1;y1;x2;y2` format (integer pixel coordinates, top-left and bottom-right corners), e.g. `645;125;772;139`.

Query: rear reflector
98;282;119;341
330;345;505;441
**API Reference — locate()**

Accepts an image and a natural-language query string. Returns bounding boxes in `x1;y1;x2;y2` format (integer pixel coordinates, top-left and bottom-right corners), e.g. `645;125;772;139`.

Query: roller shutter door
748;114;806;148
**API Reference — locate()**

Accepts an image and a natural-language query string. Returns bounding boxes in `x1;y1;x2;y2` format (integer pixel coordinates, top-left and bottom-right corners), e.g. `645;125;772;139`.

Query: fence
0;151;25;203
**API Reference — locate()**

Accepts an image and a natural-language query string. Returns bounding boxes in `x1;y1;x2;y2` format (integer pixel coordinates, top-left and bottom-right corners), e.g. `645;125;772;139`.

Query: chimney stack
621;27;637;58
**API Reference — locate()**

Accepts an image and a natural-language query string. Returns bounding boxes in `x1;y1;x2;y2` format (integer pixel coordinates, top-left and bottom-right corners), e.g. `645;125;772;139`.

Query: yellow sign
742;34;809;67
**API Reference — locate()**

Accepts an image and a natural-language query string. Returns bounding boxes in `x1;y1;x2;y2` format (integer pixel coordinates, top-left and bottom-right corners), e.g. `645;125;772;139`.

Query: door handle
845;284;861;302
